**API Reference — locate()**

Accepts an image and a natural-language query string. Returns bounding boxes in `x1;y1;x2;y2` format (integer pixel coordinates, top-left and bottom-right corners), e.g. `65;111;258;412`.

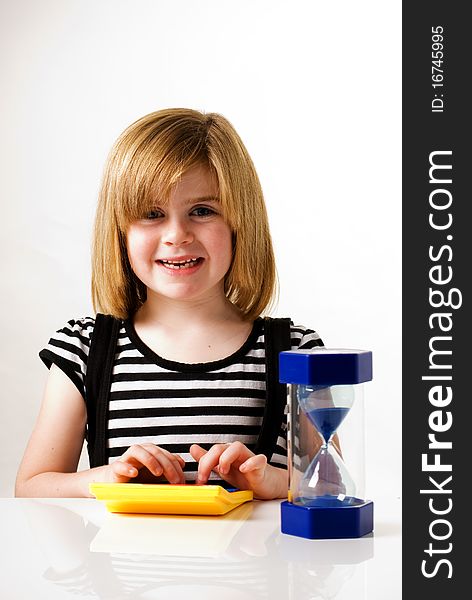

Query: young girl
15;108;323;500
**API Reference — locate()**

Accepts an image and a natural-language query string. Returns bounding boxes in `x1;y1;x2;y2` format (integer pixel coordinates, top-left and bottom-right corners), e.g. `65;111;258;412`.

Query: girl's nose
162;216;194;246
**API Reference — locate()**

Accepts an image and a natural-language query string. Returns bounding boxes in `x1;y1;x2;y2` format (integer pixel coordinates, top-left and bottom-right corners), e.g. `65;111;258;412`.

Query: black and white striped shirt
39;317;323;481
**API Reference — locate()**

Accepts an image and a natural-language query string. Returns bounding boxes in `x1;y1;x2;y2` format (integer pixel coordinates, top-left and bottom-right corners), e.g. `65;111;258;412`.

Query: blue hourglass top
279;348;373;386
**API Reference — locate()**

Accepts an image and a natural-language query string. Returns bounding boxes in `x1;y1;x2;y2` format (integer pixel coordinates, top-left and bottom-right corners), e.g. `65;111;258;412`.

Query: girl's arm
15;364;97;497
15;365;185;497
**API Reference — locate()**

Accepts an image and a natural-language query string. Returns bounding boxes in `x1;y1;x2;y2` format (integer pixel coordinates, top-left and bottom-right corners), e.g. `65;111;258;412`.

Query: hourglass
279;348;373;539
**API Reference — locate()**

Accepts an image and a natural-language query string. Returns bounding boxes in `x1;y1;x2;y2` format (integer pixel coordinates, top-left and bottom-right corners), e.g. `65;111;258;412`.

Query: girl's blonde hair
92;108;277;320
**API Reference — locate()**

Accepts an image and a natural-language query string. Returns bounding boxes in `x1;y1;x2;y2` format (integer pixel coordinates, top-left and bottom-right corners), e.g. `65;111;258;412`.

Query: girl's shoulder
39;316;99;398
63;314;96;331
52;316;97;348
289;321;324;350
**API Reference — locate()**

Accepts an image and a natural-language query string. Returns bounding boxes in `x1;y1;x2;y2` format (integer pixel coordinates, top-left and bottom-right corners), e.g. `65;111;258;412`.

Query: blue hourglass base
281;499;374;539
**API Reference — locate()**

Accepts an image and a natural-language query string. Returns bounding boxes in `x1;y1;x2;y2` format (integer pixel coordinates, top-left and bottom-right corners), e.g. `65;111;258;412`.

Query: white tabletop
0;496;401;600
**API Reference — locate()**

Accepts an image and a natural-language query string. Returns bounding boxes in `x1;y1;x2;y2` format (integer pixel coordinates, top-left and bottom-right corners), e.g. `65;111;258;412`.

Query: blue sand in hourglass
306;407;350;442
299;406;364;507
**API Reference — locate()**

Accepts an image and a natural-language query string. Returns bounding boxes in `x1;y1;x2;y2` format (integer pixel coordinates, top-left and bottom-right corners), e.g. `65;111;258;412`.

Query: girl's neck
134;289;245;332
131;290;253;364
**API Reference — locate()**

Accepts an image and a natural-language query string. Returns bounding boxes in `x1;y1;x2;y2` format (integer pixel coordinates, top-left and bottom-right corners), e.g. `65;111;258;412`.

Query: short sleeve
290;323;324;350
39;317;95;399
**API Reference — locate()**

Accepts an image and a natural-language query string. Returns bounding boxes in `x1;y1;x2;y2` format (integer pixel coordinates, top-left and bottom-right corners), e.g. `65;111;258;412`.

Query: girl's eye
144;209;163;220
191;206;216;218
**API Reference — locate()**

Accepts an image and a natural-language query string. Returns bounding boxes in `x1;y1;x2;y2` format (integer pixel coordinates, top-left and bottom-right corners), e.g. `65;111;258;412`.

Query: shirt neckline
124;317;265;373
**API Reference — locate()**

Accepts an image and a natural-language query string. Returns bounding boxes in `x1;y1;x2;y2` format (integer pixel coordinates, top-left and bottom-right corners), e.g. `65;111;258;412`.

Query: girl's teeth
160;258;199;269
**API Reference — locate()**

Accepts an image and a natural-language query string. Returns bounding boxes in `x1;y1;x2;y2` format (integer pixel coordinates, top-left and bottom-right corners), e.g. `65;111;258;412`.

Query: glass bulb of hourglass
296;384;360;507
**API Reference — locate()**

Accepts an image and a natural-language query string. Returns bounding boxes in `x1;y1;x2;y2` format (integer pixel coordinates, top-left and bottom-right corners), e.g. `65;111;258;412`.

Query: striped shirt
39;317;323;481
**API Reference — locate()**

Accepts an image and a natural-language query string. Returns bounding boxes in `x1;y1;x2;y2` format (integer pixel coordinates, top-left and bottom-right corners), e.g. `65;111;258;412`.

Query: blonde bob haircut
92;108;277;321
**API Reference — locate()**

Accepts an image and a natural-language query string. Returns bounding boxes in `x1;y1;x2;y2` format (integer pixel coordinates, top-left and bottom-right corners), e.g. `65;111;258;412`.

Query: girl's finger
194;444;229;484
141;445;186;484
141;444;186;479
218;441;254;475
154;451;186;484
189;444;207;462
239;453;267;473
111;460;138;479
122;444;185;483
141;444;185;468
175;454;186;467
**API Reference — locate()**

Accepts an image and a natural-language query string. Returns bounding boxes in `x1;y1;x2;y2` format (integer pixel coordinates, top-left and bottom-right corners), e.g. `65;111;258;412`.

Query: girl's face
126;164;233;306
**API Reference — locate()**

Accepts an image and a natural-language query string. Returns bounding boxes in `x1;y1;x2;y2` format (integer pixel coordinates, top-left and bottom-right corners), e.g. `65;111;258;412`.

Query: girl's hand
189;442;287;500
107;444;186;484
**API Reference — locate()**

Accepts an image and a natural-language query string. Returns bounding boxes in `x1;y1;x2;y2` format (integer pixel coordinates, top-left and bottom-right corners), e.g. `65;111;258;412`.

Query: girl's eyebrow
151;195;220;208
184;195;220;204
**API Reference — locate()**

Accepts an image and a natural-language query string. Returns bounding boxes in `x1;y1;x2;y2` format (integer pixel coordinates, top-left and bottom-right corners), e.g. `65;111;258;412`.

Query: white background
0;0;401;500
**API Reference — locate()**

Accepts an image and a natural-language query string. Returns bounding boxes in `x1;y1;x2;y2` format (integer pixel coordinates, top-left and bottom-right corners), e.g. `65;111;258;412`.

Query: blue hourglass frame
279;349;373;539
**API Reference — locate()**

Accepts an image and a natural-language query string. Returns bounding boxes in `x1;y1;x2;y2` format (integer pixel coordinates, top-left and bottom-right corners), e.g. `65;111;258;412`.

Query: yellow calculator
90;483;253;516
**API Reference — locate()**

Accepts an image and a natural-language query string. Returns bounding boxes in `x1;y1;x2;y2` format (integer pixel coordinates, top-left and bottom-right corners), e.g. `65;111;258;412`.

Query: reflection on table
1;497;379;600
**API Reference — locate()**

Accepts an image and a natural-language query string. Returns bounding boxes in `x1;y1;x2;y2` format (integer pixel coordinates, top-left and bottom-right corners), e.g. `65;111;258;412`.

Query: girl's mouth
156;257;204;271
